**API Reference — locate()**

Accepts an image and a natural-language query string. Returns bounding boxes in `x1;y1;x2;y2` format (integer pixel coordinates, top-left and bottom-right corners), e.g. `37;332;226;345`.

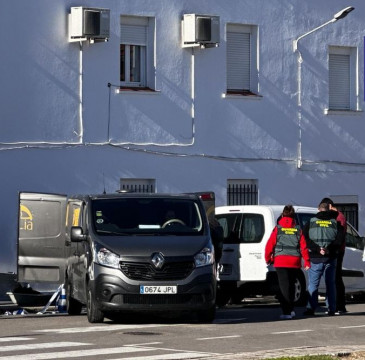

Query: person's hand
320;247;327;256
304;265;310;271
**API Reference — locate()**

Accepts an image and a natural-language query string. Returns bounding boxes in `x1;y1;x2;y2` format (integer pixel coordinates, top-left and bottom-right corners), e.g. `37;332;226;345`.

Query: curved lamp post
293;6;354;169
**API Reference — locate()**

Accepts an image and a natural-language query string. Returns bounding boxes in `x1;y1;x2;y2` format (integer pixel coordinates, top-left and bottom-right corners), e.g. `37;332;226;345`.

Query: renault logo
151;253;165;269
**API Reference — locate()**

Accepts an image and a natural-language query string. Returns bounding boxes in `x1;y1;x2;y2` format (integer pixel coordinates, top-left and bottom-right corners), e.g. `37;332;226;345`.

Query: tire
197;305;216;323
66;280;83;315
86;283;104;323
293;270;307;306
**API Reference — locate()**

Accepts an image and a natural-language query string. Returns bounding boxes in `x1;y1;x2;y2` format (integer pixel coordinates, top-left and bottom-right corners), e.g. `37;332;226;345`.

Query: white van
215;205;365;306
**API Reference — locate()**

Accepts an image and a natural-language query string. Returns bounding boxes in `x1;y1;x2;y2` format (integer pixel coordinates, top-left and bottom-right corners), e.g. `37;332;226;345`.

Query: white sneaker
291;311;296;318
280;314;292;320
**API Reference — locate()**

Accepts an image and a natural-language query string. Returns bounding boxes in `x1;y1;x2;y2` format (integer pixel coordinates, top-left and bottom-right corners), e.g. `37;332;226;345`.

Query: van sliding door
18;192;67;285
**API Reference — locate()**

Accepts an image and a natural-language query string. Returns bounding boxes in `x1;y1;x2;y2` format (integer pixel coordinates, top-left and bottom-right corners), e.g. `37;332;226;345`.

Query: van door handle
224;248;234;252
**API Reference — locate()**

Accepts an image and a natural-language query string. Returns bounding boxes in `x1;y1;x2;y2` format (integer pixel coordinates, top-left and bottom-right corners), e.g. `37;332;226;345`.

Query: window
226;24;258;95
92;197;203;235
227;179;258;205
120;16;155;89
120;178;155;193
328;46;357;111
346;224;364;250
336;203;359;231
328;195;359;230
216;213;264;244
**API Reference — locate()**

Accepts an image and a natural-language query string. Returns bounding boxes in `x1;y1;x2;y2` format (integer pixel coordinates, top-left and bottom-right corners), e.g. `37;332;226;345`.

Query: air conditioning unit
70;7;110;41
182;14;220;47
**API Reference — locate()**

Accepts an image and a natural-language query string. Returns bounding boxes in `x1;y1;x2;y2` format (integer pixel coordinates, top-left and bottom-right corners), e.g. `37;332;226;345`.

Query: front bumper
90;271;216;313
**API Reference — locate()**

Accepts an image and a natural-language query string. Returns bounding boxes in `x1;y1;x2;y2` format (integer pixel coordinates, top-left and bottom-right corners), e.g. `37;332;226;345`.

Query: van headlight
194;247;214;267
94;243;120;269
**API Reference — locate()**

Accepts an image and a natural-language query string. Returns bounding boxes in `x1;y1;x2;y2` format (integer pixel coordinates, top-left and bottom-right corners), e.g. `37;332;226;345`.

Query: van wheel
86;284;104;323
66;280;82;315
293;271;307;306
197;306;216;323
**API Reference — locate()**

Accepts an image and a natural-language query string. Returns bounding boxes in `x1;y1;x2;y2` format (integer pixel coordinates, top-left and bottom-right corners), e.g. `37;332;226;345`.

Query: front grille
120;261;194;281
112;294;203;305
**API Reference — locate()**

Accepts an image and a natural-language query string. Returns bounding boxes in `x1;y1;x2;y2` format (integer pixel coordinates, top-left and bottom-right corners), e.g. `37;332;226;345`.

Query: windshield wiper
96;230;130;236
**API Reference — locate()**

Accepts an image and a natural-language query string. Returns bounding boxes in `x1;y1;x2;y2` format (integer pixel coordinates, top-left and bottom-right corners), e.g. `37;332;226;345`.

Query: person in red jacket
265;205;310;319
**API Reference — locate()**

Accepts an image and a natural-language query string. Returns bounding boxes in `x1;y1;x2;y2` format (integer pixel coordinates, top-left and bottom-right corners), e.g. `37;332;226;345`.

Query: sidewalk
208;346;365;359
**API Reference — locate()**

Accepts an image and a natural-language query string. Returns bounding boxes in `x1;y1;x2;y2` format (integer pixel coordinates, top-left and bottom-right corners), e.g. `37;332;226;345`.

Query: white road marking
0;342;90;352
272;330;313;334
196;335;241;340
36;324;175;334
339;325;365;329
125;342;162;346
0;346;154;360
0;338;34;342
113;353;212;360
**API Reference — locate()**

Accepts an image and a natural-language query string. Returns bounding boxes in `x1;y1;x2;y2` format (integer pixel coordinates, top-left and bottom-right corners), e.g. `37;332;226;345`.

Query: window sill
222;90;262;99
115;87;161;94
324;109;363;115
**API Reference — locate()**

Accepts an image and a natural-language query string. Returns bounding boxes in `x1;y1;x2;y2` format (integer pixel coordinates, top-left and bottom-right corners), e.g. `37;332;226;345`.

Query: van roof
216;205;317;221
70;192;200;201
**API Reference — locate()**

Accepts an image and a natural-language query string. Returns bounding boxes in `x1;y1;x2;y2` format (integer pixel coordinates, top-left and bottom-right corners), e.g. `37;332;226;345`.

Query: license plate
140;285;177;294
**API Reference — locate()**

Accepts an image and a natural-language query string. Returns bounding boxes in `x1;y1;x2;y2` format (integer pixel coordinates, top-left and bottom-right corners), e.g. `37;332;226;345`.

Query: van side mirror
71;226;87;242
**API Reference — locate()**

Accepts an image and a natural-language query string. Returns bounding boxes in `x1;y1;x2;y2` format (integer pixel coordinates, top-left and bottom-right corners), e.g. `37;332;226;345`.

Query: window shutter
329;54;350;110
120;25;147;45
227;32;250;90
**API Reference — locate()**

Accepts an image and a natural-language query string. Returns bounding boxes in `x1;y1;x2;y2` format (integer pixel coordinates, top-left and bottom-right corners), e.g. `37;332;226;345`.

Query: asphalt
1;273;365;359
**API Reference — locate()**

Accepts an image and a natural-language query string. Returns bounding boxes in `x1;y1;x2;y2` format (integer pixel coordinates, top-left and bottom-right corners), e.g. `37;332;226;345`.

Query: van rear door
18;192;67;285
216;206;270;282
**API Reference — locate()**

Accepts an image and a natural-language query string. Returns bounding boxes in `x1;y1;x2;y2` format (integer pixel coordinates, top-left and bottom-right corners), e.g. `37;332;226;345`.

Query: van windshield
91;198;204;236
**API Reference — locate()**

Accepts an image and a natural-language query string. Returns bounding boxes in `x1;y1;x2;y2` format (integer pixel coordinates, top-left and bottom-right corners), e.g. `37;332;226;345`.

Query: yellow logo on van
72;208;80;226
19;204;33;231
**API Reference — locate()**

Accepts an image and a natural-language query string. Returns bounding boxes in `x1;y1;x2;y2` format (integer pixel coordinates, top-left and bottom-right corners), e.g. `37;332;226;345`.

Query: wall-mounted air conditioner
69;7;110;42
182;14;220;48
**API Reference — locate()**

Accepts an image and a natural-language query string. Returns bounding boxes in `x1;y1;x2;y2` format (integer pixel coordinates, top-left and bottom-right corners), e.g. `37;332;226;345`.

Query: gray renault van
18;192;216;323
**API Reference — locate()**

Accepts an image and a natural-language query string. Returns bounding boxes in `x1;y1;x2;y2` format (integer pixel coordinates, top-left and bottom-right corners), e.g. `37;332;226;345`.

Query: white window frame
120;16;155;89
226;24;259;95
327;46;358;112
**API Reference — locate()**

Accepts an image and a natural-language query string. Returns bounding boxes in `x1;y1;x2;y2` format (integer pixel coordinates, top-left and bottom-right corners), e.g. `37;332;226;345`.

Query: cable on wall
99;47;196;147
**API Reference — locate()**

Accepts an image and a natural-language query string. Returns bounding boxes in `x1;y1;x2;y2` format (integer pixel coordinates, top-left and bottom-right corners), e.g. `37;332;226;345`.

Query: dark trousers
276;267;297;315
336;252;346;311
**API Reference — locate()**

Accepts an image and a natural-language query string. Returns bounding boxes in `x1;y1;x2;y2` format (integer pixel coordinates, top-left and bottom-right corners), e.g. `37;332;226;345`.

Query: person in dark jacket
302;201;345;316
321;197;348;314
210;218;224;266
265;205;310;319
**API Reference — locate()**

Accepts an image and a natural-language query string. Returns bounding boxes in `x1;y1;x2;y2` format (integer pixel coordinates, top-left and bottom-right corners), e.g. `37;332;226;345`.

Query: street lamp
293;6;354;169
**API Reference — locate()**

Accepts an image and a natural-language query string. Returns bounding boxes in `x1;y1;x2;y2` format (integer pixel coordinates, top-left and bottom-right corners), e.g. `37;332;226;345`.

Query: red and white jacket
265;216;310;269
